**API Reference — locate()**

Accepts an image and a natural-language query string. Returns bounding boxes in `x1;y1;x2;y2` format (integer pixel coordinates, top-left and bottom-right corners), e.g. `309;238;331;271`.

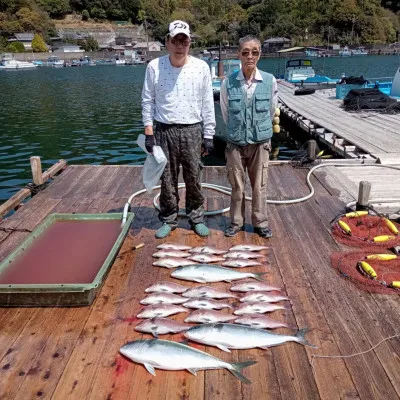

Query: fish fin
144;363;156;376
194;279;207;283
187;368;197;376
295;328;318;348
229;360;257;384
224;279;233;283
151;328;159;338
260;346;271;349
216;344;231;353
253;273;267;281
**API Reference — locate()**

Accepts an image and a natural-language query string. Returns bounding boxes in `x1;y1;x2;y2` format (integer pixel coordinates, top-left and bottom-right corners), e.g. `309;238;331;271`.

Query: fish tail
253;272;267;281
295;328;318;348
228;360;257;384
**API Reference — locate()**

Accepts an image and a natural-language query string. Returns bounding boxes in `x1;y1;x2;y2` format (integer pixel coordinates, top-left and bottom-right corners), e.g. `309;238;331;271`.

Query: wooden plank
0;188;31;219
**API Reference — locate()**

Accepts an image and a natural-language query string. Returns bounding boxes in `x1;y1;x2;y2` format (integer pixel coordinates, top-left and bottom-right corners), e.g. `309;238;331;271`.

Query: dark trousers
155;122;204;227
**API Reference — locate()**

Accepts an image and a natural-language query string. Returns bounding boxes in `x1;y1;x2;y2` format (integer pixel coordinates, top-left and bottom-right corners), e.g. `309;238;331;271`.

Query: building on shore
263;37;292;53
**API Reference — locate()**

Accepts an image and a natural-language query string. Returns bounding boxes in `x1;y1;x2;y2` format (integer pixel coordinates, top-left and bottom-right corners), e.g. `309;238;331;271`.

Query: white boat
390;66;400;97
0;53;37;70
351;46;368;56
47;56;64;67
339;46;351;57
115;56;126;65
284;59;315;82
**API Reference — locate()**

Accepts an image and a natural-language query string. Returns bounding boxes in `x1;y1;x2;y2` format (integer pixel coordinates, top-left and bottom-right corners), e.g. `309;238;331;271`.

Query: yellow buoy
338;220;351;235
273;116;280;125
273;125;280;134
345;211;368;218
366;254;397;261
373;235;396;242
390;281;400;288
384;218;399;235
316;150;324;157
275;108;280;117
359;261;377;278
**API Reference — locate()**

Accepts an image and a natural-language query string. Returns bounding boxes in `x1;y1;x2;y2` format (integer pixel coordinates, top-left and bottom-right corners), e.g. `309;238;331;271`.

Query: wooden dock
278;82;400;163
1;164;400;399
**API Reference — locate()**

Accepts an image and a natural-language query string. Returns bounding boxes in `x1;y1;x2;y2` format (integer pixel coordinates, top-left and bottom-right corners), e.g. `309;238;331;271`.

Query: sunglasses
171;38;191;47
241;50;260;57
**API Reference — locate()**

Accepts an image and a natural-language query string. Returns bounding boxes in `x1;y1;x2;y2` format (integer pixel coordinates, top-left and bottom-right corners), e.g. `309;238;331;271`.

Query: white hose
121;163;400;226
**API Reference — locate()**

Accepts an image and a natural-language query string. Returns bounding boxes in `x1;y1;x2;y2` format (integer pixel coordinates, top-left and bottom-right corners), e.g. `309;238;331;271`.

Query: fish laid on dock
223;251;266;259
230;281;281;292
184;323;316;352
240;292;289;303
120;339;257;383
183;298;232;310
171;265;265;283
157;243;192;251
185;310;237;324
152;250;191;258
188;254;225;263
145;281;189;294
134;317;191;337
234;302;289;315
229;245;269;252
182;286;238;299
221;259;262;268
140;293;187;305
234;314;295;329
153;257;197;268
189;246;227;255
137;304;188;319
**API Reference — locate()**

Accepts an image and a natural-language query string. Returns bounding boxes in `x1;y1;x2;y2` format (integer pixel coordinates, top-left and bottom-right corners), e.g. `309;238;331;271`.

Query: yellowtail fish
229;244;269;252
234;302;289;315
145;281;189;294
185;309;237;324
157;243;192;251
189;246;227;255
240;292;289;303
182;286;238;299
188;254;225;263
135;317;191;337
183;298;232;310
230;281;281;292
137;304;188;319
152;250;191;258
153;257;197;268
140;293;187;305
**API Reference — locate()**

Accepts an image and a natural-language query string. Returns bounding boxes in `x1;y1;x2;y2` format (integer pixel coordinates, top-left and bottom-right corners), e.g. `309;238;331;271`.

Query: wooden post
30;156;44;185
307;140;317;160
356;181;371;210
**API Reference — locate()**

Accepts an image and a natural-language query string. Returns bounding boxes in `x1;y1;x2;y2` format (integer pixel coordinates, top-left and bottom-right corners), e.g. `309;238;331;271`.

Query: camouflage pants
155;122;204;227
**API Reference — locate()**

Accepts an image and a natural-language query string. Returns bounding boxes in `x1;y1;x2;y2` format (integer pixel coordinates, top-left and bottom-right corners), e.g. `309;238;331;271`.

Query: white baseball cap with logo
168;20;191;38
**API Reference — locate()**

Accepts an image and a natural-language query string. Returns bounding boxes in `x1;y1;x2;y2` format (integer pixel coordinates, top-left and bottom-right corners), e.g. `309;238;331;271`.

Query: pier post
356;181;371;210
30;156;44;185
307;140;317;160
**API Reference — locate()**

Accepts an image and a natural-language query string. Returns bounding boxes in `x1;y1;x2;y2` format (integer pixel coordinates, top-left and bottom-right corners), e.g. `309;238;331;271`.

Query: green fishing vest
226;70;273;146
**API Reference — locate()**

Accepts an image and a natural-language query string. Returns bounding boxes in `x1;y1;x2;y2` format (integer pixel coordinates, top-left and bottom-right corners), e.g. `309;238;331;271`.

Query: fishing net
331;249;400;294
332;214;400;248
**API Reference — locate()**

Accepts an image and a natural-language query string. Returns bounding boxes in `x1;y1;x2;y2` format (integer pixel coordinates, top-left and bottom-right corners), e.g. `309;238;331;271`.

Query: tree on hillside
39;0;70;18
32;33;48;51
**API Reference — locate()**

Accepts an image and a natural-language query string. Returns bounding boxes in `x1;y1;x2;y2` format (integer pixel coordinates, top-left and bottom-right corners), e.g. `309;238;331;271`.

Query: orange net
332;215;400;248
331;249;400;294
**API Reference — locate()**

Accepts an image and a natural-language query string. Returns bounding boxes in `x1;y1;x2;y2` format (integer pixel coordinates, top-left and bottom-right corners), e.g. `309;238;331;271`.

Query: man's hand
203;138;214;155
145;134;155;153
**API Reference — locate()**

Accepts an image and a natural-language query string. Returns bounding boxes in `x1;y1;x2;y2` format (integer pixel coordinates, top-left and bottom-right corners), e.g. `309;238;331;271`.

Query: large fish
234;314;295;329
120;339;257;383
153;257;197;269
152;250;191;258
222;259;262;268
229;244;269;252
171;265;265;283
184;323;316;352
223;251;266;259
234;302;289;315
240;292;289;303
140;293;187;305
157;243;192;251
182;286;238;299
137;304;188;319
185;310;237;324
145;281;189;294
134;317;191;337
230;281;281;292
188;254;225;263
189;246;227;255
183;298;232;310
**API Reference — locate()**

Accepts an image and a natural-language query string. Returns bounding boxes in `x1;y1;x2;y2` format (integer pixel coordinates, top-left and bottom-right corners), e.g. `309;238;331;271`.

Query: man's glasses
241;50;260;57
171;38;191;47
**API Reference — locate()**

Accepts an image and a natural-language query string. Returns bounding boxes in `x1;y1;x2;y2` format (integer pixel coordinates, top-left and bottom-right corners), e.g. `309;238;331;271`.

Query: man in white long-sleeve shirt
142;20;216;239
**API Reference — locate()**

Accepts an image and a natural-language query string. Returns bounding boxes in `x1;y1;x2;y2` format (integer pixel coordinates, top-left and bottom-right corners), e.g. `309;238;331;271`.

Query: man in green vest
220;35;278;238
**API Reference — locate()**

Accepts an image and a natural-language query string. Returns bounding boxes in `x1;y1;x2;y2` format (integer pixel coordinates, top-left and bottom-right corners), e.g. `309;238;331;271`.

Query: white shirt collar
237;68;263;82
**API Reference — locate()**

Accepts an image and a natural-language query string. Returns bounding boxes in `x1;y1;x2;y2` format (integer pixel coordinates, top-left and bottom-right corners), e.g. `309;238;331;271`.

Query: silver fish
222;259;262;268
135;317;191;337
188;254;225;263
185;309;237;324
153;257;197;269
140;293;187;305
152;250;191;258
234;314;294;330
137;304;188;319
183;299;232;310
240;292;289;303
229;244;269;252
145;281;189;294
184;323;316;352
230;281;281;292
120;339;256;383
171;265;265;283
189;246;227;255
182;286;238;299
157;243;192;251
223;251;266;259
234;302;289;315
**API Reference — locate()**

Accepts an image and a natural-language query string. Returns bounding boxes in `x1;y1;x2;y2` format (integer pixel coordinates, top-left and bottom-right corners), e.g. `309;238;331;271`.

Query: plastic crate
336;84;367;99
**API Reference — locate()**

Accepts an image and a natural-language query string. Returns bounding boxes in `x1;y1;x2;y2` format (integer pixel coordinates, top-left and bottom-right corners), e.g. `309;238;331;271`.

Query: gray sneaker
155;224;176;239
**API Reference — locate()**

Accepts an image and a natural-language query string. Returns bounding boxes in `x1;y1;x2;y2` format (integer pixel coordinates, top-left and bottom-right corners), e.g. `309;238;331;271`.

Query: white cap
168;20;191;38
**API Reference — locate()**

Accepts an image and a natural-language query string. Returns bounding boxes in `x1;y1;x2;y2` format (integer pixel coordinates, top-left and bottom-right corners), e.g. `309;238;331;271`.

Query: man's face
167;33;191;57
239;40;261;69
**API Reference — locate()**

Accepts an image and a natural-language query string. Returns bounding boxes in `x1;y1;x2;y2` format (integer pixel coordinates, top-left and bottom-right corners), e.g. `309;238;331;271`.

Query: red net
331;249;400;294
332;215;400;248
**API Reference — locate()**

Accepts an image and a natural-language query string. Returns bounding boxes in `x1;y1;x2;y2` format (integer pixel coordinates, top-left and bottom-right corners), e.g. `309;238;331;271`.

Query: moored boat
0;53;37;70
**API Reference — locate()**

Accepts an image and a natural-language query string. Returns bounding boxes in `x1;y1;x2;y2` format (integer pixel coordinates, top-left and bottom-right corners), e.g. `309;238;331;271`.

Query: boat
339;46;351;57
0;53;37;70
47;56;64;67
351;46;368;56
208;58;241;100
284;59;315;83
114;56;126;65
390;66;400;98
